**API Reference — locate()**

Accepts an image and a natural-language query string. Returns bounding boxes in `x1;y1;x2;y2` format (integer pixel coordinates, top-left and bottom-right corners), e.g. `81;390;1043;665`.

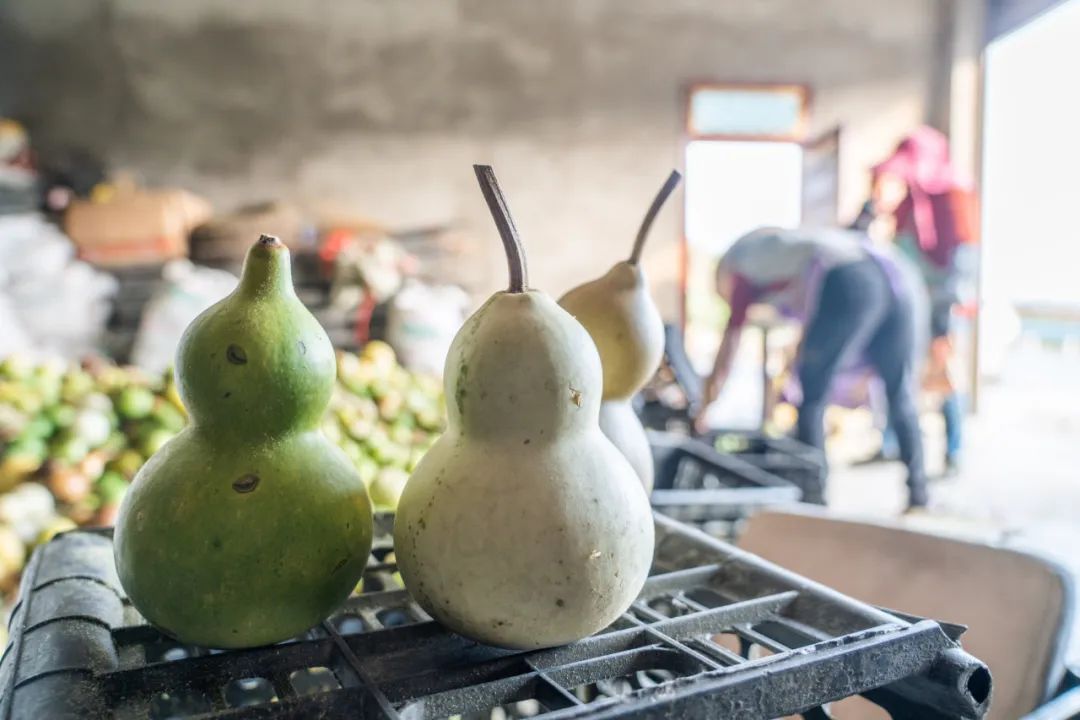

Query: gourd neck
237;234;295;299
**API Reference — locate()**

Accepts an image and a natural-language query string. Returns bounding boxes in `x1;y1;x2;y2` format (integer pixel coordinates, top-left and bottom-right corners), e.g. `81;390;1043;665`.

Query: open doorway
982;0;1080;370
681;83;841;428
683;139;803;427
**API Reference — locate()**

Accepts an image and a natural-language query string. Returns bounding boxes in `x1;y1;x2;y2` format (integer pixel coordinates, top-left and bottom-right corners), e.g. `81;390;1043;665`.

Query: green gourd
394;166;654;650
113;236;373;648
559;171;681;492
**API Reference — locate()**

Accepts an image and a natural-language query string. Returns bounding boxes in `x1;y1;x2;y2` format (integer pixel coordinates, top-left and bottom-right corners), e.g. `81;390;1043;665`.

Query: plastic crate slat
734;621;803;656
633;564;725;599
523;591;792;673
31;534;121;593
322;620;399;718
395;671;541;720
646;594;796;641
10;671;109;720
346;625;521;691
377;653;537;705
748;616;834;650
14;619;119;687
25;579;125;631
689;637;748;667
103;638;338;697
543;646;707;697
527;666;587;710
196;687;372;720
585;622;955;720
624;615;725;673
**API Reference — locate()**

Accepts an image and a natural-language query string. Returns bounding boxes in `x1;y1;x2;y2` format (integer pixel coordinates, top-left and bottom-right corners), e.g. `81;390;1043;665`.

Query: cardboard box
64;188;212;267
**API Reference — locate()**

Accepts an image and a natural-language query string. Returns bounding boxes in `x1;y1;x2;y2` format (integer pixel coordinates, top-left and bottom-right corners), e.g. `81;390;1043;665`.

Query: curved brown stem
474;164;528;293
629;170;682;265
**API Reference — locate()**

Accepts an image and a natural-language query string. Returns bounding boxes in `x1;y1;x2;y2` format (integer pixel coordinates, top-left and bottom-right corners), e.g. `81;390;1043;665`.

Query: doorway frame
678;81;812;331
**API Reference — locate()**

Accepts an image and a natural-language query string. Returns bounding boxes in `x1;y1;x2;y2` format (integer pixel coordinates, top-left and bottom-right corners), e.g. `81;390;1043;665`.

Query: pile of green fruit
324;342;444;510
0;342;444;607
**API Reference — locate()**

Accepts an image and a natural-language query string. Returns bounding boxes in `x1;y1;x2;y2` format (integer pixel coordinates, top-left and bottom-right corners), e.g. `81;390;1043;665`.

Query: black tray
0;513;991;720
649;431;802;527
707;430;828;505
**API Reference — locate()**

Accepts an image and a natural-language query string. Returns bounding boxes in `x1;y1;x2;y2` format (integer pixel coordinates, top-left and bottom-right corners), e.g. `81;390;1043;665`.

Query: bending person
693;226;929;511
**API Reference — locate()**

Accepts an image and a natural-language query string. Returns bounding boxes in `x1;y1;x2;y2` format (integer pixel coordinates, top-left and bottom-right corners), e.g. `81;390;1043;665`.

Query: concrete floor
827;340;1080;662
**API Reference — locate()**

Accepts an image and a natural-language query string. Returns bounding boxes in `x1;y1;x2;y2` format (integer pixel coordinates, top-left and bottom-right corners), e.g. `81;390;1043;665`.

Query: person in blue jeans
871;127;979;474
693;227;929;511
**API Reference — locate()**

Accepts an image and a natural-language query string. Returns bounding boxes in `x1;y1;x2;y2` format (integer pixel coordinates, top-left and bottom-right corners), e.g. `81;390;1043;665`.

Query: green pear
394;166;654;650
559;171;681;491
114;236;373;649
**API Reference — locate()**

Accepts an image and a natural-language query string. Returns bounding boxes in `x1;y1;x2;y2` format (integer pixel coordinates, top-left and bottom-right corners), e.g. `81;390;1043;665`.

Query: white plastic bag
0;213;116;360
0;294;33;359
130;260;238;374
15;261;117;351
385;280;470;376
0;214;74;288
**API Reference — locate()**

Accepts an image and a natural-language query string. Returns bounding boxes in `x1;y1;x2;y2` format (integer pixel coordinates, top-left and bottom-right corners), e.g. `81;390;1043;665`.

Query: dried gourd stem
629;170;682;266
474;164;528;293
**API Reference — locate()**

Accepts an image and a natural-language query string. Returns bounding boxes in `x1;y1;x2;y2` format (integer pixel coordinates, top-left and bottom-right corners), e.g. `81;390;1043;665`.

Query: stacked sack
0;212;118;361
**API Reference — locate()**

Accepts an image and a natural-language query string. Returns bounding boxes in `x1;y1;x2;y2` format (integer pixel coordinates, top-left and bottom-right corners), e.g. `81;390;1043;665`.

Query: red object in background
319;228;377;344
319;228;353;276
354;294;377;346
956;302;979;319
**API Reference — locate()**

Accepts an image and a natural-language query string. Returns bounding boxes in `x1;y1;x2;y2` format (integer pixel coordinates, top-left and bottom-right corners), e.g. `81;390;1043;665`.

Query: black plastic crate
708;430;829;505
0;511;991;720
649;430;802;533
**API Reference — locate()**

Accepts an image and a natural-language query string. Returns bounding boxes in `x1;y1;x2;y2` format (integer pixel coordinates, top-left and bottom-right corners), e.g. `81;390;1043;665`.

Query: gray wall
1;0;944;315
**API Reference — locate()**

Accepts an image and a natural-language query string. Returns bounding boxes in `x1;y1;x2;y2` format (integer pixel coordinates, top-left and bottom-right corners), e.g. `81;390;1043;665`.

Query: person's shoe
905;486;930;514
942;454;961;478
853;448;900;466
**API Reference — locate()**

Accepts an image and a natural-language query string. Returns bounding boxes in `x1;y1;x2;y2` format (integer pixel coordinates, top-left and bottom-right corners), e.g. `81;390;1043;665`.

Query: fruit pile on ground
0;341;443;612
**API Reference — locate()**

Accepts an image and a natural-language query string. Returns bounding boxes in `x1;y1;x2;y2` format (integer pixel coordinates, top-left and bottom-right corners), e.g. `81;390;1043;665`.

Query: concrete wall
0;0;945;316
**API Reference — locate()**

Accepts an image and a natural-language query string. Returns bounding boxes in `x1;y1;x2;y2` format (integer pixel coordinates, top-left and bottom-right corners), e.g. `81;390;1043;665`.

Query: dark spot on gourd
523;438;530;445
223;391;231;399
226;344;247;365
332;556;348;573
232;474;260;493
211;537;223;550
455;362;469;415
297;340;307;355
556;598;565;607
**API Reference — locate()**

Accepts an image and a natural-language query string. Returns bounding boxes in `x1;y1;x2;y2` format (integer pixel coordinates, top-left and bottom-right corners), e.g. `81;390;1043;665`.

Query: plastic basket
0;511;991;719
649;430;801;534
708;430;828;505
